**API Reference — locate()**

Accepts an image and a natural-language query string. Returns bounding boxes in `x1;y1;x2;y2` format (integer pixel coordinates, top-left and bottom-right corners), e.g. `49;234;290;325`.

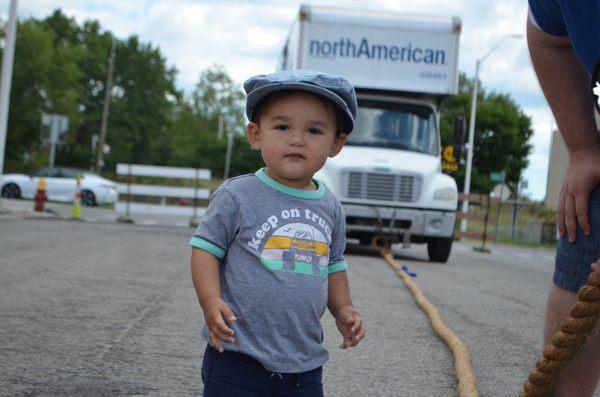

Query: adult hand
202;297;236;353
334;305;365;349
557;147;600;243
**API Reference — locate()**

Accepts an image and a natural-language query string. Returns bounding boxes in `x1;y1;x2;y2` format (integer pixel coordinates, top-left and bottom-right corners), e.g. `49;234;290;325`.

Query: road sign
490;171;505;183
41;113;69;168
442;145;458;172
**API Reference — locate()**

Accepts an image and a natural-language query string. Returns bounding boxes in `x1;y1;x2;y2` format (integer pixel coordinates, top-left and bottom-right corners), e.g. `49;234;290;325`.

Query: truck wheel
427;237;453;263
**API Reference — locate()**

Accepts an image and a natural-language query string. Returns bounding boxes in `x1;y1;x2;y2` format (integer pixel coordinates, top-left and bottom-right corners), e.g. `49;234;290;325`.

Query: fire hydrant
34;177;47;212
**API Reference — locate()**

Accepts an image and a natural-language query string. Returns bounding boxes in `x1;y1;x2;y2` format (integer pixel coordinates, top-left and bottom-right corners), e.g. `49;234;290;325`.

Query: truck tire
427;237;453;263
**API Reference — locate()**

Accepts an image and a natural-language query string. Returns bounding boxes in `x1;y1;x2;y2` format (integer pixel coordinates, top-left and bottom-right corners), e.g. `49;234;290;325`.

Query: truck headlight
433;187;457;201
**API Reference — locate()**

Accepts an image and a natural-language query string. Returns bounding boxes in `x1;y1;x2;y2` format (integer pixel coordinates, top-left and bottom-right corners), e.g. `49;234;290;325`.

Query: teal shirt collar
255;168;325;200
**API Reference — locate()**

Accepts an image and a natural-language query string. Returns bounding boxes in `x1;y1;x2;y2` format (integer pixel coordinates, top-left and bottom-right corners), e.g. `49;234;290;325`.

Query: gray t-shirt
190;168;347;373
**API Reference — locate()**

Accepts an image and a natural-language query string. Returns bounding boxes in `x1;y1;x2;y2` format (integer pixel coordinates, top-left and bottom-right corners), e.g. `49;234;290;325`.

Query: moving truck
279;5;461;262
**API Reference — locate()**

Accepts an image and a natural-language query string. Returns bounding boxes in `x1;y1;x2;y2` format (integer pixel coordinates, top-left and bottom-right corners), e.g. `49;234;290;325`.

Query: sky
1;0;556;200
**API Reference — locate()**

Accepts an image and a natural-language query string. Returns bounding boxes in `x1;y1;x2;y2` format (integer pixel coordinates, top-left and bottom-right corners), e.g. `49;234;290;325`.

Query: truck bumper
342;203;456;239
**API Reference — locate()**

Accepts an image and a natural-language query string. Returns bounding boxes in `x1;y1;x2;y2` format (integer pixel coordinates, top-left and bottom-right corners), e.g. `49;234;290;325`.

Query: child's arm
191;248;236;353
328;271;365;349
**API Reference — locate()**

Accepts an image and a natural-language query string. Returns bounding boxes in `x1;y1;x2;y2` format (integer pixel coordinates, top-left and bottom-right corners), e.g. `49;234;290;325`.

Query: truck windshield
347;101;438;156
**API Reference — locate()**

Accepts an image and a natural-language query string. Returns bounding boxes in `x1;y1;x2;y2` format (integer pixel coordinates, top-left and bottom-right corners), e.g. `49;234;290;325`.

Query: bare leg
545;284;600;396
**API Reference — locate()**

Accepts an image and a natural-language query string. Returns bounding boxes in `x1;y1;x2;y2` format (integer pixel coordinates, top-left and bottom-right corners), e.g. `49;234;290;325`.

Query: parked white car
0;167;118;206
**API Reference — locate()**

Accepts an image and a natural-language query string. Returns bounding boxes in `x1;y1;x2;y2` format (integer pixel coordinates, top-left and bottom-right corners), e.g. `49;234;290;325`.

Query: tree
168;65;262;177
2;17;82;172
440;73;533;195
107;34;180;167
3;11;260;177
2;10;182;172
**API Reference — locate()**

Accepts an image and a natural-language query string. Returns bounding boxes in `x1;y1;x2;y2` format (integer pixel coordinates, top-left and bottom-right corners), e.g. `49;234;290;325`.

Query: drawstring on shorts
269;371;302;387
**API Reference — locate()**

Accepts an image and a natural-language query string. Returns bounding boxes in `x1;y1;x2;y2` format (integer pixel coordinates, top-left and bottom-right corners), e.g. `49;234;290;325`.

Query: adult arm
527;18;600;242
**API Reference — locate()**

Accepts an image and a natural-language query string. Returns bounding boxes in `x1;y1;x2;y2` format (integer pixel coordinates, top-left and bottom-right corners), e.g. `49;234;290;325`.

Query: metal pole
493;171;505;240
190;168;199;227
224;131;233;180
510;201;518;241
460;59;480;233
510;178;521;241
49;116;57;168
460;34;521;235
0;0;18;176
126;163;131;219
96;36;116;173
481;194;491;248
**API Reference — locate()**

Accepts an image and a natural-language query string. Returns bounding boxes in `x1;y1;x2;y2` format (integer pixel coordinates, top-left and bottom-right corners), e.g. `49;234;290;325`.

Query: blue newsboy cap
244;70;357;134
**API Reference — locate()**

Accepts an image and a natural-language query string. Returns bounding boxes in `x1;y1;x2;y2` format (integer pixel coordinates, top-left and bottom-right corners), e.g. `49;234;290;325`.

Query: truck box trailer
279;5;461;262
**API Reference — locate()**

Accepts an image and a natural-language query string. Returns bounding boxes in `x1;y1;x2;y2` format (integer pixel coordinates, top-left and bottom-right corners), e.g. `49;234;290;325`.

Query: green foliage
3;17;83;171
3;10;263;179
440;73;533;196
167;65;263;177
3;10;531;188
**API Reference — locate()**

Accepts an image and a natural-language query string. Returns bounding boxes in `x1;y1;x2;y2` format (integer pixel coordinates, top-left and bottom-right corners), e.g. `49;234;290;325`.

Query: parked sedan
0;167;118;206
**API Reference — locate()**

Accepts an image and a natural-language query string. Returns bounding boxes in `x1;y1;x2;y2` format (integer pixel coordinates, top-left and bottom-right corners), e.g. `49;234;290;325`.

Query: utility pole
460;34;522;234
224;130;233;180
96;36;116;173
0;0;18;176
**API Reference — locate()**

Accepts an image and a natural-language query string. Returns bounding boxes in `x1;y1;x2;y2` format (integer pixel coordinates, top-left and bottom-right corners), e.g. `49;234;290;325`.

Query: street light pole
0;0;18;177
96;36;116;173
460;59;480;233
460;34;522;234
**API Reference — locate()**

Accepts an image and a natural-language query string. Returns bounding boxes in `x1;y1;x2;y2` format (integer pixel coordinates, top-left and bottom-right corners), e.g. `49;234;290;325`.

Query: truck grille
344;171;421;202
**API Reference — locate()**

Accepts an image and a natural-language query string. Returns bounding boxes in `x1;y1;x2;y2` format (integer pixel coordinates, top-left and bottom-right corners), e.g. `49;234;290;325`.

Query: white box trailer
280;5;462;262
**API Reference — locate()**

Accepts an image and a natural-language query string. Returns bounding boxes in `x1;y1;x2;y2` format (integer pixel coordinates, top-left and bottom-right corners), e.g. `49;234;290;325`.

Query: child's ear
246;122;261;150
329;133;347;158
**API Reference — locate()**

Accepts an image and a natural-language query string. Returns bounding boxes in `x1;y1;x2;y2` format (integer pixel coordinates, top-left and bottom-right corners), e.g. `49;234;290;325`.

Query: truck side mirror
453;115;466;162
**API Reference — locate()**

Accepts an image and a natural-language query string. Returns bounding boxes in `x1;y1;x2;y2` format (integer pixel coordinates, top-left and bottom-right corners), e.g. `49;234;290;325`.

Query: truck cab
280;5;461;262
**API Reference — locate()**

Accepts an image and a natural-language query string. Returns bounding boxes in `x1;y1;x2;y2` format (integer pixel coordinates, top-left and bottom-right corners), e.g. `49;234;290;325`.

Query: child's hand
202;297;236;353
334;305;365;349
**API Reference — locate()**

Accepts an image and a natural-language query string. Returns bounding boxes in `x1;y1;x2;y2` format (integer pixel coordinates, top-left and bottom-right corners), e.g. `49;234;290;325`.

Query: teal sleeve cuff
328;260;348;275
190;236;226;259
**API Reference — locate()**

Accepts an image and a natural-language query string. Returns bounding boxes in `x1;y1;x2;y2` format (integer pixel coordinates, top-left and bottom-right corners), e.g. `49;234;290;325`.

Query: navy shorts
554;186;600;292
201;345;324;397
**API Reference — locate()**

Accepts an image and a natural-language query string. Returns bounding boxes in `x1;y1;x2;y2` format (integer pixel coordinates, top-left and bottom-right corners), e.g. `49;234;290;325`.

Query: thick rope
379;246;479;397
520;263;600;397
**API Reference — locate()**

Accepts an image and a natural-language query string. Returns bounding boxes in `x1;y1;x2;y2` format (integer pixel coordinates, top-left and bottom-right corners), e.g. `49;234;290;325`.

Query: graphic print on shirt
246;208;332;277
261;223;329;277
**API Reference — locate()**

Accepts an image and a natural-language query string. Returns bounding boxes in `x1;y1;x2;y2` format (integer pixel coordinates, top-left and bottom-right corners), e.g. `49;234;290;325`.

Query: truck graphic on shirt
282;230;320;275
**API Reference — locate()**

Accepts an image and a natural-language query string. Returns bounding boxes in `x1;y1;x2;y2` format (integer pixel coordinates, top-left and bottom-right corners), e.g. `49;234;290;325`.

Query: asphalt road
0;211;589;396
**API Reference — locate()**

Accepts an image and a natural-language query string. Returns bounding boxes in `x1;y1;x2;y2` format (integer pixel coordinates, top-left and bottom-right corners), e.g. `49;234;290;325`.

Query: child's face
246;91;347;190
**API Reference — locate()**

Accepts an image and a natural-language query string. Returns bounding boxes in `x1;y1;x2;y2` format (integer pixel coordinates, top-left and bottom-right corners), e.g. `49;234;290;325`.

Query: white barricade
116;163;211;221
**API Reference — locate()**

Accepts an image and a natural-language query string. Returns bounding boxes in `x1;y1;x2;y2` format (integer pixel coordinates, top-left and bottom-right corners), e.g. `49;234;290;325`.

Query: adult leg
544;285;600;396
546;187;600;396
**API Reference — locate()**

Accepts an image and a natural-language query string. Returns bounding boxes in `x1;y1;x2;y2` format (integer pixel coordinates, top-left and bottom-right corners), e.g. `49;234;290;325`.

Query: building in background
545;112;600;209
545;128;568;210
